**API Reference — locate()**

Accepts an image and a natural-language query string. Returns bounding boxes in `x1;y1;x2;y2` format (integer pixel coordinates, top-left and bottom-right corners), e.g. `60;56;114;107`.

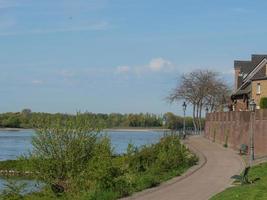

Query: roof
232;54;267;99
232;84;251;98
252;77;267;81
234;54;267;77
234;60;253;73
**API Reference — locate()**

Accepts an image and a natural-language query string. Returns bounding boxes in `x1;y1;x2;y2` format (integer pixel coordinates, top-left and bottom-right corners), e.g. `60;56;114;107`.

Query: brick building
231;54;267;111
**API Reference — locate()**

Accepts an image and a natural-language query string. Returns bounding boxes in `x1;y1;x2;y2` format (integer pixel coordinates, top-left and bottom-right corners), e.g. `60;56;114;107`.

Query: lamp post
205;107;209;115
249;99;256;166
182;102;187;139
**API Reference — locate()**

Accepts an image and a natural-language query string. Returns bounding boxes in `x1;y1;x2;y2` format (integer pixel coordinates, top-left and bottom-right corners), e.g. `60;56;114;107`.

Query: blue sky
0;0;267;115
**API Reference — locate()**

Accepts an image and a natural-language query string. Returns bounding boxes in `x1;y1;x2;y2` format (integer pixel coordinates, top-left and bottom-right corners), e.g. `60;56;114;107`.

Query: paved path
122;136;244;200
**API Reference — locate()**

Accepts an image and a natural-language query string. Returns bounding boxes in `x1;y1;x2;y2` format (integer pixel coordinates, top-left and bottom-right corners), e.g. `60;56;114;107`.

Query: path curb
121;136;208;200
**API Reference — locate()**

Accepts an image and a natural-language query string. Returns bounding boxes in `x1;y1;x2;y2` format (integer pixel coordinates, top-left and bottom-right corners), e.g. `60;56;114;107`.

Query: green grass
0;159;33;173
0;165;193;200
211;162;267;200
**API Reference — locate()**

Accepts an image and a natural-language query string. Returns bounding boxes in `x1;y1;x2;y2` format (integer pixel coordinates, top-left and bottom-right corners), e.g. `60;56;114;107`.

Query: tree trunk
198;102;203;132
192;104;197;133
196;102;200;133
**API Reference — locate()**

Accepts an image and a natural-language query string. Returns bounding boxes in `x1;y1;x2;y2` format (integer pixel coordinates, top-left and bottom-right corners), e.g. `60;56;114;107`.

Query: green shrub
86;190;117;200
134;173;160;191
9;124;197;199
260;97;267;109
28;115;101;192
0;180;27;200
0;159;34;174
127;134;197;177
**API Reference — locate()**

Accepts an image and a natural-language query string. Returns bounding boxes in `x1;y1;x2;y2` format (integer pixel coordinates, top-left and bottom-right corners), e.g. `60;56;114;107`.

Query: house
231;54;267;111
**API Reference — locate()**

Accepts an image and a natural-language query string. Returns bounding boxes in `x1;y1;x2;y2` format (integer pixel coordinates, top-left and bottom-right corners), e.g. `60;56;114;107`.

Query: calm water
0;129;165;191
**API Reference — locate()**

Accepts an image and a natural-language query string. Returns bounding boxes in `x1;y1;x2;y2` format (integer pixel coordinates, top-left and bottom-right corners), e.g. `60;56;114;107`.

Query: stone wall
204;110;267;157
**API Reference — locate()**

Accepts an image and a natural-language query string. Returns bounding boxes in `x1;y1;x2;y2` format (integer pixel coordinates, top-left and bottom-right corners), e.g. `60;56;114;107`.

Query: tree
21;108;32;116
167;70;230;132
29;114;101;191
163;112;183;130
2;116;21;128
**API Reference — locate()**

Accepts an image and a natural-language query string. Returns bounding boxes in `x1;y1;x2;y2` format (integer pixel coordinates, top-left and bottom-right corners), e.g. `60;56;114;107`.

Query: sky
0;0;267;115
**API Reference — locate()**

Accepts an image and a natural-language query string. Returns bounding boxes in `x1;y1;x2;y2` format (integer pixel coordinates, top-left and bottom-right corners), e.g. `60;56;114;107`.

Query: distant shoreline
0;128;32;131
104;128;170;132
0;127;170;132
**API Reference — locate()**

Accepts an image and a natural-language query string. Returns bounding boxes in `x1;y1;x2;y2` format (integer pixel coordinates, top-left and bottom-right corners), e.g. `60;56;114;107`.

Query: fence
174;128;204;138
204;110;267;157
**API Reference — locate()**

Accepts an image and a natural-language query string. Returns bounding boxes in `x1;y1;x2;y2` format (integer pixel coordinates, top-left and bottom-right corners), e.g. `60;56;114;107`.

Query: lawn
211;162;267;200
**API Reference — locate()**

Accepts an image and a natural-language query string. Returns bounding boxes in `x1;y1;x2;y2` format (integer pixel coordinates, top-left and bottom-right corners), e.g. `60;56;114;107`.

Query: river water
0;129;166;192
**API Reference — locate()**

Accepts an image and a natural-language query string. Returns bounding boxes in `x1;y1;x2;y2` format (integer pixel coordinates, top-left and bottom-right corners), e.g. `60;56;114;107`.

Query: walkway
122;136;244;200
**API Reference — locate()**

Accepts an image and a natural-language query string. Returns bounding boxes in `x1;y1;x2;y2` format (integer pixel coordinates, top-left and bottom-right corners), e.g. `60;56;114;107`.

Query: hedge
260;97;267;109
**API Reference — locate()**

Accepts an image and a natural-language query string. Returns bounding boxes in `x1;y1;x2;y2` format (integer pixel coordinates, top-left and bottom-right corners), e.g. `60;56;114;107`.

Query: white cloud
148;58;174;72
222;69;235;75
115;66;131;74
32;80;44;85
115;57;175;76
58;70;75;78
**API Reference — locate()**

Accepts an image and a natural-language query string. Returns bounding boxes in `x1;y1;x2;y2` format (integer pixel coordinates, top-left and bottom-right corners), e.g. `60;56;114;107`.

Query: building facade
231;54;267;111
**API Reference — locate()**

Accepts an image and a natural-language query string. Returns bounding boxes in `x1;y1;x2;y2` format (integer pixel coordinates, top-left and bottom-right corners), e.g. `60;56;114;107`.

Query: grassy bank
211;162;267;200
0;160;33;171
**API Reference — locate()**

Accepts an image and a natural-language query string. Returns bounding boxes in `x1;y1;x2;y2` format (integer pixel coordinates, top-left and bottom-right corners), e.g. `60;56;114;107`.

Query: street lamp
249;99;256;166
182;102;187;139
249;99;256;112
205;107;209;115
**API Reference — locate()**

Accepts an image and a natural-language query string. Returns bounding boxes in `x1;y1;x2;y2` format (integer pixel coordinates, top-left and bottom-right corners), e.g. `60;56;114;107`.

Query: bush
127;134;197;174
28;115;101;192
0;180;27;200
12;123;197;199
260;97;267;109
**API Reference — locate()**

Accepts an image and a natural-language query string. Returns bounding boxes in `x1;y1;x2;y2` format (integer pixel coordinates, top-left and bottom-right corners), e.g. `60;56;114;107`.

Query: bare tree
167;70;230;133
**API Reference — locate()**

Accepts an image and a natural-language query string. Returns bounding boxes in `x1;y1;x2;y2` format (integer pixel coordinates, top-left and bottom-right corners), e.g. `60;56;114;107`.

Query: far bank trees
168;70;230;132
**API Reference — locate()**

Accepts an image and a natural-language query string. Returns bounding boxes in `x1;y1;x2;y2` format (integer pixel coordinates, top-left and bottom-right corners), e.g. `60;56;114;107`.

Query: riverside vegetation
0;109;198;130
0;114;198;200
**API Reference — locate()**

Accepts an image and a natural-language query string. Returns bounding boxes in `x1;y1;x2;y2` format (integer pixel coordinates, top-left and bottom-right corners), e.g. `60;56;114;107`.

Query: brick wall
234;99;248;111
204;110;267;157
234;67;241;91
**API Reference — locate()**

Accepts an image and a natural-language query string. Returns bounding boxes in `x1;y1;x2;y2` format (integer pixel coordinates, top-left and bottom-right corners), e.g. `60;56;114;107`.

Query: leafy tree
1;116;21;128
21;109;32;116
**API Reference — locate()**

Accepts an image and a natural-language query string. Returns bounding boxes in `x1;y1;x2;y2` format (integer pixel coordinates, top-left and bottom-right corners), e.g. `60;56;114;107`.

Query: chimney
234;66;241;91
251;54;267;65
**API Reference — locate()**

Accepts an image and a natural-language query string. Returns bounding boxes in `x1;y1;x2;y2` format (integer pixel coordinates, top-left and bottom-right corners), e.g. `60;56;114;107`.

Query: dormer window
238;72;248;79
256;83;261;95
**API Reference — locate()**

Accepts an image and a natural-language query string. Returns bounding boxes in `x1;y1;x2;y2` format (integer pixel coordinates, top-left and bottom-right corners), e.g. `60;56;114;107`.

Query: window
256;83;261;94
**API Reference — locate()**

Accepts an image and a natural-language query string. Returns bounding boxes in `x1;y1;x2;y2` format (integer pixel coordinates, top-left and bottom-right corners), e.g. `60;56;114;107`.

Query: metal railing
172;128;204;137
